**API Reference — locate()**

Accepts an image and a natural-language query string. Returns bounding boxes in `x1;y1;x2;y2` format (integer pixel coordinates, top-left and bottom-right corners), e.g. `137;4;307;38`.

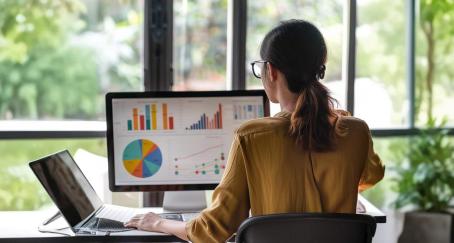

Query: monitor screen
106;91;269;191
29;150;103;227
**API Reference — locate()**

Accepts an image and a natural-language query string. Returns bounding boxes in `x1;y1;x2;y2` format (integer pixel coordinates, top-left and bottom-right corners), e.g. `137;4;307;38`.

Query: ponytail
260;20;336;151
290;81;336;152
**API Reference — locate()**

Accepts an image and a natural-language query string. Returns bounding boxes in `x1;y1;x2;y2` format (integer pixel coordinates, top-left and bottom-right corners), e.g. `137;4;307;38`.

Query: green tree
418;0;454;121
0;0;85;62
0;46;98;119
0;0;100;119
0;0;142;119
0;0;142;211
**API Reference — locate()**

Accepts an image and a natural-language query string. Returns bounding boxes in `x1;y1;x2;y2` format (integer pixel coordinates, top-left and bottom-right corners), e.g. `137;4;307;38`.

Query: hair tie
318;65;326;80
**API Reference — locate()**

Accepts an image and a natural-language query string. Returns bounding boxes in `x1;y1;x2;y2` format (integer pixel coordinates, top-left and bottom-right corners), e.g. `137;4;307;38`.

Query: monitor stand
162;191;207;212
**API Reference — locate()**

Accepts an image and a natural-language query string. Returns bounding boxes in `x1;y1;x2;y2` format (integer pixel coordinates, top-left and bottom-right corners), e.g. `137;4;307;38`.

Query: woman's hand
124;212;163;232
124;212;190;241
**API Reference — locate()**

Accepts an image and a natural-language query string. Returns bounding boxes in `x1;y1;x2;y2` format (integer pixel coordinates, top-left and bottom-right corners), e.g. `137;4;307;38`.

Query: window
0;0;143;210
246;0;345;115
172;0;228;91
355;0;407;129
0;0;144;121
0;138;106;210
415;0;454;126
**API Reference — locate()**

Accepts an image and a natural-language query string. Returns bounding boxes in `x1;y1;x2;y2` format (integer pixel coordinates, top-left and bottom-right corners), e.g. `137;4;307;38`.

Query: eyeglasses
250;60;269;79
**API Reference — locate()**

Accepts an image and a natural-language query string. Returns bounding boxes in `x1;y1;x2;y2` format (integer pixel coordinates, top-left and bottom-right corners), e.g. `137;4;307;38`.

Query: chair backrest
235;213;377;243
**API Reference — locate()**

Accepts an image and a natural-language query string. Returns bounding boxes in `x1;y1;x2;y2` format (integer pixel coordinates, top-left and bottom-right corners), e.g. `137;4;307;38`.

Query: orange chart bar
151;104;157;130
162;104;168;129
133;108;139;130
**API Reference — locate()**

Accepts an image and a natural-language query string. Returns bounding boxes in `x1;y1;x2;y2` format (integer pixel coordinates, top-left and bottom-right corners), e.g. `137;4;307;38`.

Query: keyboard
81;216;129;232
81;205;199;232
96;218;128;231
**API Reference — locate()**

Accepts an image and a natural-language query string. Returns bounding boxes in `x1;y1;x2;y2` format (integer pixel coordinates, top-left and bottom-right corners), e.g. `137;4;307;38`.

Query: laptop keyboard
78;205;137;232
81;217;129;232
96;218;127;231
81;205;200;232
96;205;137;223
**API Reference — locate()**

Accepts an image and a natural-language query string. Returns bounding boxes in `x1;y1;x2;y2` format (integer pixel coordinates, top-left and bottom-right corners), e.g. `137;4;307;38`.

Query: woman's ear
267;63;278;82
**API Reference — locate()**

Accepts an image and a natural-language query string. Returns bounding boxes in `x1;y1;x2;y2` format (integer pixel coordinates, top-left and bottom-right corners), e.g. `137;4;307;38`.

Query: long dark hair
260;20;337;152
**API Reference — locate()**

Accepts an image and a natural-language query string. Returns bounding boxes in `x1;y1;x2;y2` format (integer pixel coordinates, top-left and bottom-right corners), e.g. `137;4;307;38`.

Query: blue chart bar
145;105;151;130
201;114;205;129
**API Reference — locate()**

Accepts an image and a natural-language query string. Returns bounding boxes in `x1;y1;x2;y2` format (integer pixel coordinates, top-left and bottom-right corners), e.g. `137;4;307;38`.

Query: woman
125;19;385;242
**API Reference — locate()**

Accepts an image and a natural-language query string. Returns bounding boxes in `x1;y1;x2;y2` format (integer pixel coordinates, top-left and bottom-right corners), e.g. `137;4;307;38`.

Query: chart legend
234;104;264;120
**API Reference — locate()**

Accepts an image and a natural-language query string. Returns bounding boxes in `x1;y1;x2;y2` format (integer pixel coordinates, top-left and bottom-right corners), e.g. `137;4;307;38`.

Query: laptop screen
29;150;103;227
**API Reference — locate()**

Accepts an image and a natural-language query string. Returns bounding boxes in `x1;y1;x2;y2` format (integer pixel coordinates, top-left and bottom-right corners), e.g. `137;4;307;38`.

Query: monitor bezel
106;90;270;192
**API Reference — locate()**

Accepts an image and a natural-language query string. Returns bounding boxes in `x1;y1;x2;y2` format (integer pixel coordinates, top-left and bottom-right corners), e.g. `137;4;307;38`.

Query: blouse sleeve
358;123;385;192
186;134;250;243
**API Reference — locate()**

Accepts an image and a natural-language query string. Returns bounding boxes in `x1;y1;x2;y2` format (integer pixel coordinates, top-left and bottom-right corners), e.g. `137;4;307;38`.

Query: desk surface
0;196;386;242
0;208;182;243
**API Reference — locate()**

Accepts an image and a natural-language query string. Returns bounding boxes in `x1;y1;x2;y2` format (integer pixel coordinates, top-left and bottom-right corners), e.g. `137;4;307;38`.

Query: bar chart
185;104;223;130
127;103;174;131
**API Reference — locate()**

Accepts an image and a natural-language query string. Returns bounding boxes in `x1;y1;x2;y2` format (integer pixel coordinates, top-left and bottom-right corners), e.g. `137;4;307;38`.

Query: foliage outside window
0;0;142;211
355;0;407;129
173;0;228;91
415;0;454;126
364;0;454;209
390;0;454;212
0;139;107;210
0;0;143;120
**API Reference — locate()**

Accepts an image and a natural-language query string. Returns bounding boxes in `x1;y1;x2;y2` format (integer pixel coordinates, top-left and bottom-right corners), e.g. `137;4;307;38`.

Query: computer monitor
106;90;270;192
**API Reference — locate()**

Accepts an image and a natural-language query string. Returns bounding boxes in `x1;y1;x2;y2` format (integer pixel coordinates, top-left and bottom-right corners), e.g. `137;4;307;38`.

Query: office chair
235;213;377;243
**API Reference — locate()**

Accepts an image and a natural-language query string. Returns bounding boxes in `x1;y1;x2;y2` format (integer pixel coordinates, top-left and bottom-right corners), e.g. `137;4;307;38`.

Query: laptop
29;150;191;234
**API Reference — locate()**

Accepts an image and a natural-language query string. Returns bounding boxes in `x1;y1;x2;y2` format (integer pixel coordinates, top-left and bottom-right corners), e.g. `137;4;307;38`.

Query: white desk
0;196;385;242
0;208;181;242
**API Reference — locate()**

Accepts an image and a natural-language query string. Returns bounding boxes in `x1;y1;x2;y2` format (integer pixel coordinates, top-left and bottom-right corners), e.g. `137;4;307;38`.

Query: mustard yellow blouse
186;111;385;243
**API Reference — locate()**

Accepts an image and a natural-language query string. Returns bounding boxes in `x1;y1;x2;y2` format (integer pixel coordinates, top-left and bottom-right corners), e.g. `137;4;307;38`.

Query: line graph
173;144;223;161
173;143;226;176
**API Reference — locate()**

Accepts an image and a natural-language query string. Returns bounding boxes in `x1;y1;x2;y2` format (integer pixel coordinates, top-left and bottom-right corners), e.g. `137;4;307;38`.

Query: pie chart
123;139;162;178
